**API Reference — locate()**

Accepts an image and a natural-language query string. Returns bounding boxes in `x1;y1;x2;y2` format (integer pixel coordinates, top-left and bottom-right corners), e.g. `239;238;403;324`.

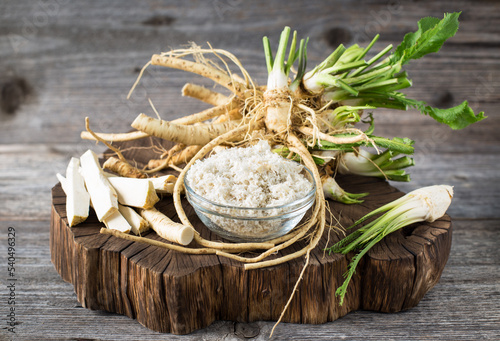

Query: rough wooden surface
49;135;452;334
1;0;499;340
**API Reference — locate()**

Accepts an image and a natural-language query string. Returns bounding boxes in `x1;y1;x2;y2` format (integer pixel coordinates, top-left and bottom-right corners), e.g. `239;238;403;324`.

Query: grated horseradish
186;140;314;239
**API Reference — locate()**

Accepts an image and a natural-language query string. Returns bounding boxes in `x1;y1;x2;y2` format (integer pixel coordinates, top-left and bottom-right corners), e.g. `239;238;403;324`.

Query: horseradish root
57;157;90;227
131;113;241;146
107;177;159;209
102;209;132;234
327;185;454;306
139;207;194;246
147;145;202;171
118;204;150;235
79;150;118;222
103;157;147;178
182;83;231;107
149;175;178;194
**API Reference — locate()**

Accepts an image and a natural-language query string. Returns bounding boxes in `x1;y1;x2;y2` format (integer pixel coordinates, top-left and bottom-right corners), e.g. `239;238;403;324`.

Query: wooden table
1;1;499;340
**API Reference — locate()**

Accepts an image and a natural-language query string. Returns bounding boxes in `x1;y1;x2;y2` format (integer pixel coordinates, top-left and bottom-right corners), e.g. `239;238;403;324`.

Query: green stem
384;156;414;170
290;38;309;92
342;65;393;85
274;27;291;73
335;233;385;306
323;60;368;75
285;30;298;75
336;79;359;96
263;36;274;74
347;195;407;228
350;44;393;77
351;79;400;93
316;44;346;73
372;149;394;166
355;34;380;62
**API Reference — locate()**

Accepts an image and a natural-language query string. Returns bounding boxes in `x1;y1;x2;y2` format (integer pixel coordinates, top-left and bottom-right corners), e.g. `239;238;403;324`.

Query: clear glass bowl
184;166;316;242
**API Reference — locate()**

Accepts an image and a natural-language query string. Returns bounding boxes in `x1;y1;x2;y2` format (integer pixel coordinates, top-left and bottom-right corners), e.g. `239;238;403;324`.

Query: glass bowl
184;165;316;242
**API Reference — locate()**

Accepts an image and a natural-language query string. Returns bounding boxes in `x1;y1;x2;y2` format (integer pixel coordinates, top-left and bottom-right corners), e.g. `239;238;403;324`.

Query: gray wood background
1;0;499;340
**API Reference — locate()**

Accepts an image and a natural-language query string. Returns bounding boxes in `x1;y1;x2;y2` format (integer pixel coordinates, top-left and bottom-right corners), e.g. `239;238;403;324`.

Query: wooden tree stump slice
50;138;452;335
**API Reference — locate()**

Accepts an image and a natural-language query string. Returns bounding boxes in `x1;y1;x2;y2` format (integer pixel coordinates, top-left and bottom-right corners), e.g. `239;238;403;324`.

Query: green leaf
314;133;414;155
262;36;274;74
420;100;487;130
290;37;309;91
353;91;486;130
285;30;298;75
395;95;486;130
312;155;327;165
392;12;460;65
371;136;415;155
384;172;411;182
362;113;375;135
313;140;360;152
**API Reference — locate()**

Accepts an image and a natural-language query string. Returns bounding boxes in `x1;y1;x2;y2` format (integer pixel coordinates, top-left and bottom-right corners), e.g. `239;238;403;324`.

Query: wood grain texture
1;0;499;339
50;135;452;334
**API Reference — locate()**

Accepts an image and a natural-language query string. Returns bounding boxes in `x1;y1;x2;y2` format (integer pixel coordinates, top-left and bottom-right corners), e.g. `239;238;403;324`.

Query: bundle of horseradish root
58;12;484;330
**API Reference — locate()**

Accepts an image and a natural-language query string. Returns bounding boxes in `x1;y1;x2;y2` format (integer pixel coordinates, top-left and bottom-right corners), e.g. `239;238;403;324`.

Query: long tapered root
81;130;149;142
212;108;243;123
182;83;231;106
171;100;238;125
131;113;242;146
151;54;245;95
268;133;326;337
100;228;215;254
215;216;318;263
82;101;238;143
85;117;127;162
103;157;147;178
147;145;203;172
139;207;194;245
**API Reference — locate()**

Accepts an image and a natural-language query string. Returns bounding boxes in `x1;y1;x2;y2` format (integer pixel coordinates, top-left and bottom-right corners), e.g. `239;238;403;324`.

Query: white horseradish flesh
187;140;313;207
186;140;314;240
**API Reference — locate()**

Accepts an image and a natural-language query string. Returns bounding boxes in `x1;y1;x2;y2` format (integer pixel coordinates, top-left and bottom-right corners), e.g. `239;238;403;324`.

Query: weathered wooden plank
0;0;498;145
1;0;499;339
